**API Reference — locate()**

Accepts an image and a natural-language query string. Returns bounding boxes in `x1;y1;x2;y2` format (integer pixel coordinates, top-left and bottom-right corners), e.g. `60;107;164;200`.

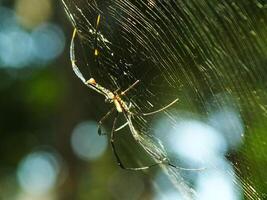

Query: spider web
61;0;267;199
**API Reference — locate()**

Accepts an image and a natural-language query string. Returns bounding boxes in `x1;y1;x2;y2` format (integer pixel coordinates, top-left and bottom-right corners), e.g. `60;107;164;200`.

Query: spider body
87;78;128;113
112;95;126;113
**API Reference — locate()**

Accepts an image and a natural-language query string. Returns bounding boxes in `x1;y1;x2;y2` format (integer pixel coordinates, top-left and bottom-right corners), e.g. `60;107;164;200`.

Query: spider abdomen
114;99;123;112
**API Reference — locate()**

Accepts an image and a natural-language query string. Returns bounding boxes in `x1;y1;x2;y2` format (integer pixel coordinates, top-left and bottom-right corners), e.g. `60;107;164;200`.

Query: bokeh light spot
196;169;241;200
0;6;17;30
208;108;244;150
0;6;64;68
0;27;33;68
154;190;182;200
15;0;53;29
169;120;227;164
17;150;61;195
31;23;65;63
153;171;182;200
71;121;108;161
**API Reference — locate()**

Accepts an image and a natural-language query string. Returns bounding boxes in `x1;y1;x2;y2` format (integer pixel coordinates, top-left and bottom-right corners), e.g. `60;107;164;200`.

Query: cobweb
61;0;267;199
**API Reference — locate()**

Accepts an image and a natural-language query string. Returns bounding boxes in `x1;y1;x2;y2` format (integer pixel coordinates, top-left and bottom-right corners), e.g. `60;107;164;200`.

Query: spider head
105;91;115;102
87;78;96;85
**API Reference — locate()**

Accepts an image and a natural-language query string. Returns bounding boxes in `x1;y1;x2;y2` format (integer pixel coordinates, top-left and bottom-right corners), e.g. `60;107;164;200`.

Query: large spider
70;25;203;171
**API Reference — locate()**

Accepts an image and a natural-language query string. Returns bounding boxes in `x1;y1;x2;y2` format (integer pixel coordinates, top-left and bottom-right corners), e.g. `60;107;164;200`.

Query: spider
70;26;204;171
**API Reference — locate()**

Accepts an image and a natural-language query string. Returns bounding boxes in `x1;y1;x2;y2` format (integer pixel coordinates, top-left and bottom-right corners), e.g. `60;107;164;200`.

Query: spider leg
111;120;205;171
141;98;179;116
114;121;129;132
70;28;87;84
94;15;100;54
120;80;140;96
125;114;204;171
110;112;126;169
111;80;139;102
114;88;121;94
167;162;206;171
110;113;167;170
98;107;116;135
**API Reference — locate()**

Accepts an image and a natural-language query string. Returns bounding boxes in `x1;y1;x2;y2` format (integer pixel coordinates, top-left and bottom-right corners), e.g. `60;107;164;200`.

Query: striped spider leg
70;28;204;171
